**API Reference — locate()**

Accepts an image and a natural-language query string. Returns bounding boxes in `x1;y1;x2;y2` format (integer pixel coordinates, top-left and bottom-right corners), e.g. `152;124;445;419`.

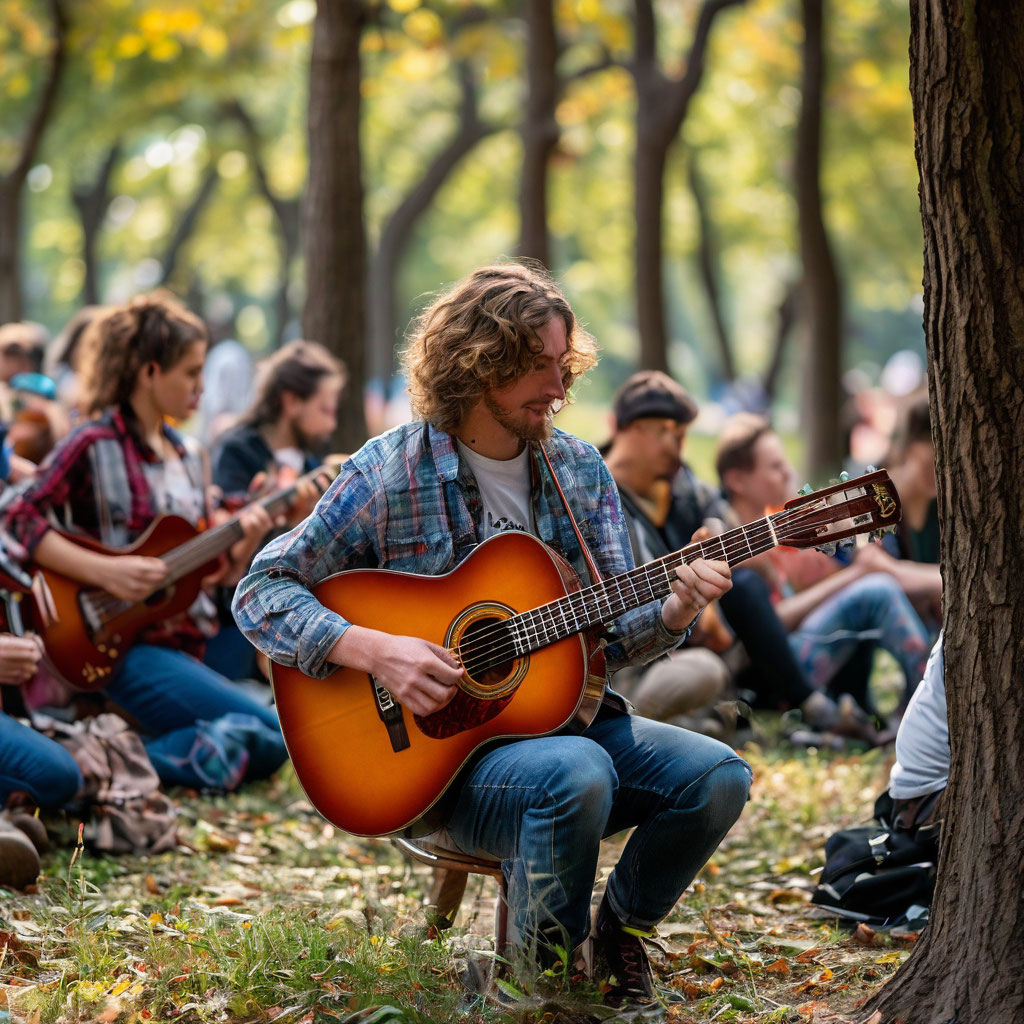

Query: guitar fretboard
501;512;785;657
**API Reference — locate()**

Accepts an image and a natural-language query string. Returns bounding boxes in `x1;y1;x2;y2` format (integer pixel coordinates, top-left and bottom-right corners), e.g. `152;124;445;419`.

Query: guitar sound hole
461;615;515;685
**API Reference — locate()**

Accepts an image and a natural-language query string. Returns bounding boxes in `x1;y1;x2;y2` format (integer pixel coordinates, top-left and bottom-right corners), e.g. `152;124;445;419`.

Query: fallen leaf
764;958;790;975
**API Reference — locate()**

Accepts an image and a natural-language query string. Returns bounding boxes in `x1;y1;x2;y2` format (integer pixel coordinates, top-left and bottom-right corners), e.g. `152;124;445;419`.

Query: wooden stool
393;836;510;964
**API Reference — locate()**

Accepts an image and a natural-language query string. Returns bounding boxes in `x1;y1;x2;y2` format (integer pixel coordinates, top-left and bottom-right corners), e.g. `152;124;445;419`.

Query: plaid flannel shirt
233;420;688;683
2;407;210;654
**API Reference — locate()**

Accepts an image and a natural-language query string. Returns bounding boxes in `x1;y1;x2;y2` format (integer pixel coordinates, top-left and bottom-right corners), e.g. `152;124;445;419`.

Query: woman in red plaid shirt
3;292;287;791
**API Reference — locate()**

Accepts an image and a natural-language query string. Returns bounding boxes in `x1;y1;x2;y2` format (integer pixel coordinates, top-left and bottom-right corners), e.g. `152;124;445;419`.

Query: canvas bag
42;713;179;855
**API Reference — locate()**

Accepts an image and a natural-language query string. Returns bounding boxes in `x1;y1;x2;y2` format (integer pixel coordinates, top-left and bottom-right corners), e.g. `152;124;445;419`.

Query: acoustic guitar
270;469;901;838
33;465;336;691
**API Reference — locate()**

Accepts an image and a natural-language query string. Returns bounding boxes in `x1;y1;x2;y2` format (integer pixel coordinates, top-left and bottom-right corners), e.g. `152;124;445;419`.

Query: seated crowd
0;284;944;1000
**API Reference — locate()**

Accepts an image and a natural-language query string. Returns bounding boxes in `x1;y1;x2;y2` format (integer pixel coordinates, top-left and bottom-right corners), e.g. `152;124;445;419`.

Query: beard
483;393;555;442
291;422;333;457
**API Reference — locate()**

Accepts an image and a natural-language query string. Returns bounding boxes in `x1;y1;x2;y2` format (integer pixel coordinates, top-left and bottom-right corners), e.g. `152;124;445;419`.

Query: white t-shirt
456;440;535;539
146;454;205;526
274;446;306;475
889;633;949;800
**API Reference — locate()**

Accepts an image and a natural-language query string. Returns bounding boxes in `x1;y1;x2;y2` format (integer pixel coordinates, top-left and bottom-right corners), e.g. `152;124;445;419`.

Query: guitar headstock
772;469;902;551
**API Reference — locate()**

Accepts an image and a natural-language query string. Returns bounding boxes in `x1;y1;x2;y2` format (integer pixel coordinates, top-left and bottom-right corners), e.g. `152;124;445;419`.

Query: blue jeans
789;572;932;710
0;711;82;808
104;645;288;787
443;710;751;954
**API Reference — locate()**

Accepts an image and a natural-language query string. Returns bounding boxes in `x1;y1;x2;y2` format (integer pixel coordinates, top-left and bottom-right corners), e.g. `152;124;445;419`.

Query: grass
0;665;907;1023
0;719;912;1024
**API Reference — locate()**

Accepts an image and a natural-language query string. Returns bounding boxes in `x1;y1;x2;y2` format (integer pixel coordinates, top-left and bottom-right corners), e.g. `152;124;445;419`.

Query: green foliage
6;0;925;411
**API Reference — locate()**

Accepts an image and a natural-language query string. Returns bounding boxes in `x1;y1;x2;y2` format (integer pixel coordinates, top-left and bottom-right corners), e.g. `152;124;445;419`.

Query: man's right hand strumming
329;626;463;716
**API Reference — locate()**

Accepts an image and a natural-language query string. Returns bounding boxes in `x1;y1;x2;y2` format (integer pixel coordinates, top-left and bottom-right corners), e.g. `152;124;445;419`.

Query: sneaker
591;896;655;1005
799;690;841;730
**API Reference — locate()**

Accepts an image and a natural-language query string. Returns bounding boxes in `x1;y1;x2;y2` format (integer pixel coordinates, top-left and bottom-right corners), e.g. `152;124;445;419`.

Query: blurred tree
0;0;66;322
368;56;496;381
517;0;559;267
628;0;745;375
71;140;120;305
226;99;301;348
304;0;368;451
796;0;842;478
864;3;1024;1016
686;147;735;381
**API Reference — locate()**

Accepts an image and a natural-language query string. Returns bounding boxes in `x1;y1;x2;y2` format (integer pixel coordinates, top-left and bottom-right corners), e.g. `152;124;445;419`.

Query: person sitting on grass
2;292;289;792
716;413;932;723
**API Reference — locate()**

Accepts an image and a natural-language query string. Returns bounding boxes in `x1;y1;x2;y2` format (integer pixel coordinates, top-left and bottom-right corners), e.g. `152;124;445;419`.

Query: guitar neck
159;477;307;583
505;512;787;656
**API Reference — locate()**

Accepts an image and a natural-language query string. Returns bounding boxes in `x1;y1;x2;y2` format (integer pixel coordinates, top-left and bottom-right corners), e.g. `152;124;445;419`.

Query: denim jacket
232;421;687;680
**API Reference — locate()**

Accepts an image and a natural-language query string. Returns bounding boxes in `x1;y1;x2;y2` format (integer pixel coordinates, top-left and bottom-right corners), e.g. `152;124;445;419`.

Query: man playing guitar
234;263;751;1003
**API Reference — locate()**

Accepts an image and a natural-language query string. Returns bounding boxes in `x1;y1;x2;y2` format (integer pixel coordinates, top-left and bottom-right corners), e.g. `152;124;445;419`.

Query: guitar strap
538;443;603;586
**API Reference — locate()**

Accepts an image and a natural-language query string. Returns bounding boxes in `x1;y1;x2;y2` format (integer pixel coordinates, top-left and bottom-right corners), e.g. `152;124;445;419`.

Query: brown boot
0;816;40;890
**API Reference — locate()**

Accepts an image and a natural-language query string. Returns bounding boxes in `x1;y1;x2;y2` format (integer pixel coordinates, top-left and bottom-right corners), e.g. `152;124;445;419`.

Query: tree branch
159;165;220;285
5;0;68;188
687;150;735;381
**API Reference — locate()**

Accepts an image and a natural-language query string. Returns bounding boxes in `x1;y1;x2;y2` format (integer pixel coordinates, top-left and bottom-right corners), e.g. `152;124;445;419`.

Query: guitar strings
454;496;845;675
454;491;876;677
83;473;324;624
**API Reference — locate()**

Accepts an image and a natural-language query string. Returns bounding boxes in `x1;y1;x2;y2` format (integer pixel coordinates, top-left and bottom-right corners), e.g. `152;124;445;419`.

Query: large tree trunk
863;3;1024;1020
0;0;66;323
795;0;843;480
304;0;368;453
517;0;560;268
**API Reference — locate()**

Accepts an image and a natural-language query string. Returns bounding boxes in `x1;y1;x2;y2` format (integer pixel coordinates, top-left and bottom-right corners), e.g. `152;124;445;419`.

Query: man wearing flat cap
603;370;861;738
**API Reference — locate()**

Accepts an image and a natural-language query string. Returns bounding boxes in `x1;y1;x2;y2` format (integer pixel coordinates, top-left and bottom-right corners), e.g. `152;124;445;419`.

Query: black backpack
810;791;942;929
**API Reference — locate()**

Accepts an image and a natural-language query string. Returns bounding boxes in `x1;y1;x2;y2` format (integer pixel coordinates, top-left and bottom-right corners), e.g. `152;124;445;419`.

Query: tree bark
795;0;843;479
303;0;368;453
0;0;67;323
863;3;1024;1020
368;60;494;382
72;142;121;306
630;0;745;374
517;0;560;268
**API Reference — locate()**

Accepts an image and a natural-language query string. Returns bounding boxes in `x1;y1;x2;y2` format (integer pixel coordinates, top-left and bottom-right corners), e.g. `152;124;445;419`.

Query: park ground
0;701;915;1024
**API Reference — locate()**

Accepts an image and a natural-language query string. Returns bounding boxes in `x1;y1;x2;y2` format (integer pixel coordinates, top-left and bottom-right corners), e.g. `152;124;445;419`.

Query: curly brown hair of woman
401;263;599;434
77;290;207;416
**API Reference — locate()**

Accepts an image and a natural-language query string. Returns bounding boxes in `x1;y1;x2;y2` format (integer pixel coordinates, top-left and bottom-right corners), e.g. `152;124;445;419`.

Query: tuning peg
818;541;838;556
866;464;877;473
839;471;850;482
799;483;813;495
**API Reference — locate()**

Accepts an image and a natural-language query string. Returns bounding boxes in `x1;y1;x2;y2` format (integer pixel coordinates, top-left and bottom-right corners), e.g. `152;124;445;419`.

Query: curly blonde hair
401;263;598;433
77;290;207;415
